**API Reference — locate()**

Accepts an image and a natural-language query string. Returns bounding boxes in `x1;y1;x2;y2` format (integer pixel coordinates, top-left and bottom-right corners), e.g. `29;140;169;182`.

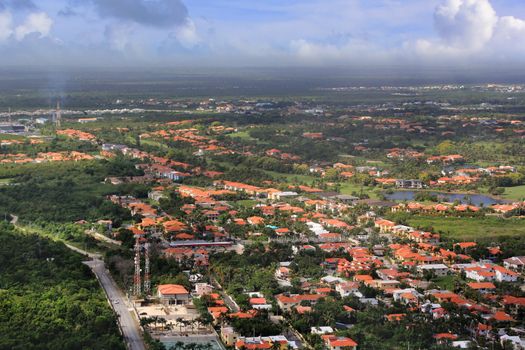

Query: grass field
0;178;12;186
263;170;317;184
140;138;169;149
502;185;525;201
339;181;378;199
0;134;25;141
227;130;255;141
235;199;258;208
432;275;456;290
406;215;525;241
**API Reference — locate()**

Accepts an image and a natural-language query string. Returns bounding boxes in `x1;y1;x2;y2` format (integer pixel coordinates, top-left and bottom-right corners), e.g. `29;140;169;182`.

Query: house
433;333;458;345
195;283;213;296
322;335;358;350
267;191;298;201
311;326;334;335
396;179;424;189
235;336;294;350
374;219;396;233
318;233;342;243
214;180;263;196
494;266;520;282
500;335;525;349
221;326;240;347
248;216;265;225
149;164;189;181
157;284;190;305
235;338;272;350
465;267;495;282
372;245;386;256
504;256;525;272
393;289;422;305
275;266;291;280
467;282;496;294
276;294;324;312
336;282;360;298
452;340;473;349
417;264;449;277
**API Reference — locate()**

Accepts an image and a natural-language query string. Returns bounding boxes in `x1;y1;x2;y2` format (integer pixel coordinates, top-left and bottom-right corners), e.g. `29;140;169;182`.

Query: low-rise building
417;264;449;277
157;284;190;305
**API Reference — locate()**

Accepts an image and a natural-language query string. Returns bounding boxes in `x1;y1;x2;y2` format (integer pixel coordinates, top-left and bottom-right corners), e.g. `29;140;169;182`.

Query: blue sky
0;0;524;67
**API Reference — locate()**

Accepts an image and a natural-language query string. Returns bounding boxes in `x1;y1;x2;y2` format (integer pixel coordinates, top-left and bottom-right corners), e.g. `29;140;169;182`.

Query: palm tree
176;317;184;333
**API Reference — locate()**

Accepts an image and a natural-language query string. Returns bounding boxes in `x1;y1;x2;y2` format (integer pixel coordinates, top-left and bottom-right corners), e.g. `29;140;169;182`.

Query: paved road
66;243;145;350
84;258;146;350
11;219;147;350
209;276;239;312
85;229;122;246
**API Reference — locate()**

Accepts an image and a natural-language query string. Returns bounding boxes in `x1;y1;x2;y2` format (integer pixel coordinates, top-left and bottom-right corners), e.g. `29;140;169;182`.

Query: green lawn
406;215;525;241
432;275;456;290
339;181;378;199
502;185;525;201
227;130;256;141
139;138;169;150
0;178;12;186
0;134;25;141
236;199;257;208
263;170;317;184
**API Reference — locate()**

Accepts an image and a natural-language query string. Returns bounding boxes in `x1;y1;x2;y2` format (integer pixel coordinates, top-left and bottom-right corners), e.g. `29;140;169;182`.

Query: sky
0;0;525;68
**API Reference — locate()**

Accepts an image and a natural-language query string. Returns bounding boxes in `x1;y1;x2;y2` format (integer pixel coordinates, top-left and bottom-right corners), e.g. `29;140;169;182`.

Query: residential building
157;284;190;305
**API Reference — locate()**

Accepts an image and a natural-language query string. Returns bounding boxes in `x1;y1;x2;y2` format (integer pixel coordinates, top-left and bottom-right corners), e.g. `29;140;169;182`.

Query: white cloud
412;0;525;60
15;12;53;41
495;15;525;41
0;11;13;41
434;0;497;50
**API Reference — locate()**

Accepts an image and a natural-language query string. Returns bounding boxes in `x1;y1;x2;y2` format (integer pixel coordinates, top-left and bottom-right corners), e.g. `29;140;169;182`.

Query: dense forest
0;158;139;225
0;222;124;350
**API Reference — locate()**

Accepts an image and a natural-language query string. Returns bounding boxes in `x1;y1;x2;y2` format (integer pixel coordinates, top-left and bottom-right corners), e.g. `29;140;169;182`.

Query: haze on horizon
0;0;523;71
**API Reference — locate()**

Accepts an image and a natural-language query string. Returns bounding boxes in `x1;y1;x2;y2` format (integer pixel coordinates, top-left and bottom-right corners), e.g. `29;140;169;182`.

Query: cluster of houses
56;128;96;141
0;151;94;164
141;125;233;156
57;120;525;350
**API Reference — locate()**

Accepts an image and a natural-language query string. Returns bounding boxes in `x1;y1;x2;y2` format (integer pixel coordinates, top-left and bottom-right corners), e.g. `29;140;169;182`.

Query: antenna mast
55;100;62;128
143;242;151;295
133;236;142;296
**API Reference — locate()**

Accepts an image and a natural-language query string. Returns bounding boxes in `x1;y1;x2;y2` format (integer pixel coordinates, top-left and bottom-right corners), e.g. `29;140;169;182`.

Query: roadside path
11;217;146;350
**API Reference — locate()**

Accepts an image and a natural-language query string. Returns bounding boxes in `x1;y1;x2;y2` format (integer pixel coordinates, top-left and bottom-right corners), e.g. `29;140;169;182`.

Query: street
210;276;240;312
84;258;146;350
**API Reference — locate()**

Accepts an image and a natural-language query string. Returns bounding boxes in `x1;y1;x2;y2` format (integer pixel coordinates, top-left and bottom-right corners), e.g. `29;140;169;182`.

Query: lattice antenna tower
55;100;62;128
133;236;142;296
143;242;151;295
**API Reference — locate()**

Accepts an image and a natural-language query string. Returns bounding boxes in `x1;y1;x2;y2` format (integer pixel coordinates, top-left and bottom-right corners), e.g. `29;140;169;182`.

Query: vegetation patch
0;223;124;350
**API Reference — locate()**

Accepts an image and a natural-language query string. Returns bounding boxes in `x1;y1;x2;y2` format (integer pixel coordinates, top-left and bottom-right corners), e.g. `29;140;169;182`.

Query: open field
339;182;378;199
406;215;525;241
227;130;257;141
263;170;317;184
236;199;258;208
502;185;525;201
432;275;456;290
0;134;25;141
